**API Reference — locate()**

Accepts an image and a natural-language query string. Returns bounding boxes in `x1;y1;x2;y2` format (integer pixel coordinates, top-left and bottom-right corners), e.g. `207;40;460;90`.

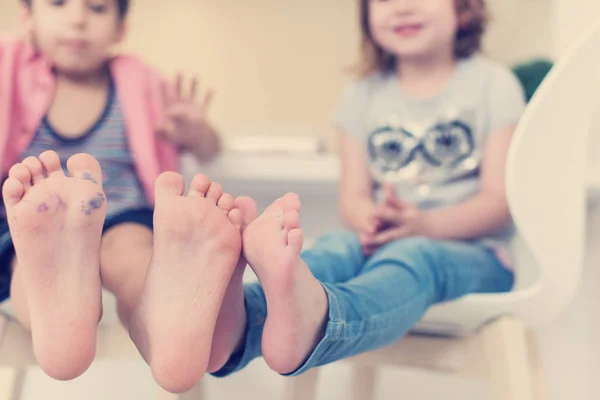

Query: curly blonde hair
358;0;488;75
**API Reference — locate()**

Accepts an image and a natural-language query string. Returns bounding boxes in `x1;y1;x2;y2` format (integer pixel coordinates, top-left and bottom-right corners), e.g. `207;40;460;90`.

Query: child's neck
396;50;457;101
54;66;110;89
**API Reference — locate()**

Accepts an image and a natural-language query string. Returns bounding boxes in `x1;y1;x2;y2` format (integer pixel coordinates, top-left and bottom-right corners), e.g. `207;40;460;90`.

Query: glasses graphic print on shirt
367;110;479;185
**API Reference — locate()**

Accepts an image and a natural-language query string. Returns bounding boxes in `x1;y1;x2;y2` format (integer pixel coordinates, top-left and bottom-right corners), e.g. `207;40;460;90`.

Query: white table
184;153;600;204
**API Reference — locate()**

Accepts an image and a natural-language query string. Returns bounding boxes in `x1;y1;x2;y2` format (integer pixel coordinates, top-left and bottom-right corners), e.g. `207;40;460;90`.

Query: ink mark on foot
81;193;106;216
38;203;49;213
81;172;98;184
56;195;68;211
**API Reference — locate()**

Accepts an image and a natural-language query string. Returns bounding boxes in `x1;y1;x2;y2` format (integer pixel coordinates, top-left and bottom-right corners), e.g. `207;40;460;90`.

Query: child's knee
370;237;441;273
100;224;152;286
379;236;435;255
312;230;361;253
102;223;152;253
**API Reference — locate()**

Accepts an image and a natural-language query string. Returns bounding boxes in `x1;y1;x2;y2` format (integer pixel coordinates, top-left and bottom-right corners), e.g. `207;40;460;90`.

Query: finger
365;227;406;246
373;206;403;223
384;183;395;202
370;230;399;246
362;244;378;256
359;235;378;253
360;236;378;247
372;215;393;231
201;88;215;110
156;119;176;138
359;231;375;245
160;79;172;110
361;216;379;234
391;197;406;209
175;72;183;100
360;231;378;246
188;76;198;101
364;222;377;234
384;183;405;208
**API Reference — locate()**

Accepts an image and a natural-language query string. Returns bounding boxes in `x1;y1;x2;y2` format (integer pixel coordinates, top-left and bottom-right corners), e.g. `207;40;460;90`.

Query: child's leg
212;198;514;377
3;152;106;380
207;197;257;373
9;257;30;328
128;172;243;394
300;231;368;283
99;222;153;327
276;238;513;374
208;221;367;372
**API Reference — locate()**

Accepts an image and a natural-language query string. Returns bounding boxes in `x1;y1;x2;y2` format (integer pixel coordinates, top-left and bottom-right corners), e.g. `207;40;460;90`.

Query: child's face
369;0;458;61
23;0;125;75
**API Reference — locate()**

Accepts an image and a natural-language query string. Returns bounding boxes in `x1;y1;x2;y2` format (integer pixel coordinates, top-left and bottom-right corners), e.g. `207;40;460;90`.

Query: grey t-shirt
334;56;526;257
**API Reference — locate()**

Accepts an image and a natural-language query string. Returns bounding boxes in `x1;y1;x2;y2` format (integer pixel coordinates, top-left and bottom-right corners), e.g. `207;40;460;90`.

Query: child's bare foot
130;172;242;393
243;193;328;374
2;151;106;380
207;196;257;373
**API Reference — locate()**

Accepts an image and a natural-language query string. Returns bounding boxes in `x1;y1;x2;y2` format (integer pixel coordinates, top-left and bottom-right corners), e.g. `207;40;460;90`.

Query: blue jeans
213;231;514;377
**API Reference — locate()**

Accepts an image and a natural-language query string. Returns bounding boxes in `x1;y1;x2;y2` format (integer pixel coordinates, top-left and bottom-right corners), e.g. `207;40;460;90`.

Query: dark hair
21;0;130;19
358;0;488;76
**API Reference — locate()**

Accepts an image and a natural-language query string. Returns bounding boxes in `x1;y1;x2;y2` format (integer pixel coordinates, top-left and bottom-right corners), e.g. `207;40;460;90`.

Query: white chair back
416;22;596;333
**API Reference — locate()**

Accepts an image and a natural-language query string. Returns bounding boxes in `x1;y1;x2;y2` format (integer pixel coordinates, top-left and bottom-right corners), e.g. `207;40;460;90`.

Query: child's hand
359;213;380;236
359;184;432;254
156;73;214;151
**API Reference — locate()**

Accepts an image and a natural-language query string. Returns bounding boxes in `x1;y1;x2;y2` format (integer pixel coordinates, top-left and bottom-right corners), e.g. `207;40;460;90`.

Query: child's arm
422;123;515;240
185;120;222;163
338;130;378;234
365;65;525;247
424;66;526;240
156;74;222;163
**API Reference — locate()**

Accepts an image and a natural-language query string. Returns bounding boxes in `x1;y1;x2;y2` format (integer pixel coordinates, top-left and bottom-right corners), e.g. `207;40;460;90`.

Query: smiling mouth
61;39;89;51
393;24;424;37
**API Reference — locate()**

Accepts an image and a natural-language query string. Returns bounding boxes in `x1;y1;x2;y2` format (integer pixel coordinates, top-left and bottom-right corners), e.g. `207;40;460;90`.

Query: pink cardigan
0;37;179;204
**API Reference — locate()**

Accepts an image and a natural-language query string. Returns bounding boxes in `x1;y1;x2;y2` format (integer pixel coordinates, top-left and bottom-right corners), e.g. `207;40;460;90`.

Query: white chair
285;19;598;400
0;291;205;399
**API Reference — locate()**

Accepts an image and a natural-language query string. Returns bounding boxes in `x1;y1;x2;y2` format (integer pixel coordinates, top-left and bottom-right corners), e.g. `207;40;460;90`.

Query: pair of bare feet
2;151;328;393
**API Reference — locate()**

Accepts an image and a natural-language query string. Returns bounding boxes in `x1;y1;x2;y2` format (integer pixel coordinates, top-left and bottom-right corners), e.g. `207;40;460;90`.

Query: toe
263;200;284;219
234;196;258;230
265;193;300;216
22;156;44;184
206;182;223;204
280;193;301;212
227;208;243;231
39;151;64;178
155;172;185;198
287;229;304;254
2;177;25;208
8;164;32;188
66;154;103;185
282;210;301;232
188;174;211;197
217;193;234;213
